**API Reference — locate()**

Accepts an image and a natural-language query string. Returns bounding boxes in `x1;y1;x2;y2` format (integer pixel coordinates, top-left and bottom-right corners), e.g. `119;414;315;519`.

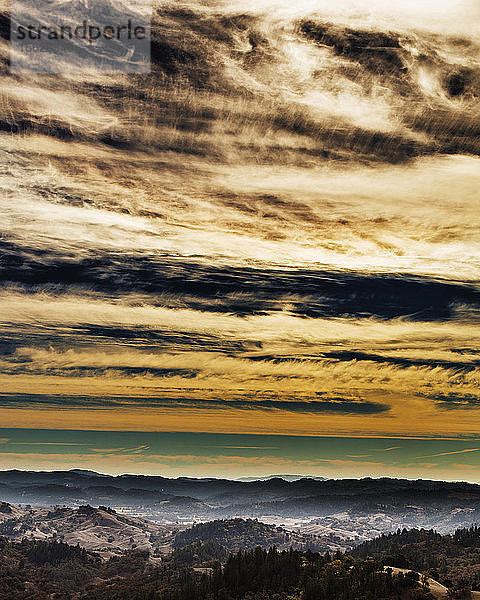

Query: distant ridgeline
0;472;479;537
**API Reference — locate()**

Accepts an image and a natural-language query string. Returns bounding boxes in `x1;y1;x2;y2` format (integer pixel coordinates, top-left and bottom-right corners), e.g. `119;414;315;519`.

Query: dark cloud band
0;393;390;414
2;243;479;321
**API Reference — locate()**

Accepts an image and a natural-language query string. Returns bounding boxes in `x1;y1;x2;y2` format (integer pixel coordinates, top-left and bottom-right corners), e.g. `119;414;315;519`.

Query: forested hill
0;535;435;600
351;526;480;592
172;518;329;552
156;548;436;600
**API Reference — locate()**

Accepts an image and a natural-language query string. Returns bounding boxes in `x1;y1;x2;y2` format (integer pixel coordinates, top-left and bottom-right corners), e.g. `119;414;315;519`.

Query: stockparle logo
10;0;151;73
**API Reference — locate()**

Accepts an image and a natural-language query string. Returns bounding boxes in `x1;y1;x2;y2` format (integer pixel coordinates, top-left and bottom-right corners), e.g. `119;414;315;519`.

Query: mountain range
0;470;479;552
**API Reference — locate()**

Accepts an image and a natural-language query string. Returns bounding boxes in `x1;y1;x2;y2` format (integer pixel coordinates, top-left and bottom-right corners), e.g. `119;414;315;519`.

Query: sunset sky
1;0;479;480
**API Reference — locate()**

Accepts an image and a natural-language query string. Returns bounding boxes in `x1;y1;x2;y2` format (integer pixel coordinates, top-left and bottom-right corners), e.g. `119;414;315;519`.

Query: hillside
0;536;437;600
351;526;480;594
0;506;332;555
172;518;331;552
0;536;152;600
0;503;177;556
0;471;479;548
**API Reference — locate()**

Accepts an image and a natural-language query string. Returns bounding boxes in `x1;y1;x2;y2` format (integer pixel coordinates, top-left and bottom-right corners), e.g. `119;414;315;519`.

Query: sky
0;429;479;482
0;0;479;481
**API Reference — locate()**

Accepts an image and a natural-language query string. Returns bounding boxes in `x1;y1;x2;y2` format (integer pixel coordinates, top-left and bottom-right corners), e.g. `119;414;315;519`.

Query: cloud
427;393;480;409
7;441;89;446
452;463;480;470
90;444;150;454
346;454;371;458
416;448;480;459
3;247;480;321
0;393;389;415
215;445;279;449
324;351;478;372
